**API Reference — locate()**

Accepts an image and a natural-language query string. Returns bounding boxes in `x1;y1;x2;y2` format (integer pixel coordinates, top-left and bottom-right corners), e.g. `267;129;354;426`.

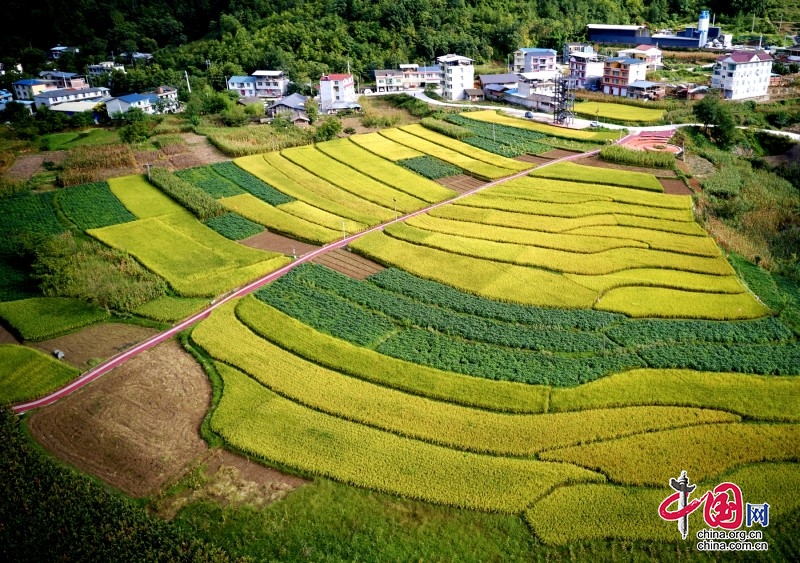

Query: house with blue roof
12;78;56;101
513;48;557;73
105;92;160;117
34;86;111;109
227;71;289;99
602;57;647;97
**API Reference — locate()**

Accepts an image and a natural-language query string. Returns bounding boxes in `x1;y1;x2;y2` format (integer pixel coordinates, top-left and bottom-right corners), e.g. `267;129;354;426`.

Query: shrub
148;167;226;220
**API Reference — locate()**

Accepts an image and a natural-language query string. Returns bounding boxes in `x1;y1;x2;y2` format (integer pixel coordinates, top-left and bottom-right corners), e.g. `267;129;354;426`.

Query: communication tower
553;75;575;125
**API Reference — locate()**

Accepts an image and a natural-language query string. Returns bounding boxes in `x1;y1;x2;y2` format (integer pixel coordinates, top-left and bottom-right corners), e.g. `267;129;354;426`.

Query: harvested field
180;132;228;166
540;149;584;160
435;174;486;193
660;178;693;195
514;154;551;165
312;248;385;279
0;325;19;344
575;155;677;178
240;231;319;256
26;340;210;497
32;323;158;370
3;154;46;181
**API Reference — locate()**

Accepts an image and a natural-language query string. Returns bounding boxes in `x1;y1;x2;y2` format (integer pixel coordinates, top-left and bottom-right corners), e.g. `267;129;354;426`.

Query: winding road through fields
13;129;642;415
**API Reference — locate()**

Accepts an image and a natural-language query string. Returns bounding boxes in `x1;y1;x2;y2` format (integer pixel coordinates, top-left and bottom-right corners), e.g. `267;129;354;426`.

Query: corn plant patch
0;344;80;404
148;167;225;220
56;181;136;230
0;297;109;341
529;161;664;192
600;144;675;168
445;114;551;156
574;102;665;123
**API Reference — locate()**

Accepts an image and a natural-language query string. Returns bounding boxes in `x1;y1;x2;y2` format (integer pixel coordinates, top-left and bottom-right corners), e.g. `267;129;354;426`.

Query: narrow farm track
13;135;646;415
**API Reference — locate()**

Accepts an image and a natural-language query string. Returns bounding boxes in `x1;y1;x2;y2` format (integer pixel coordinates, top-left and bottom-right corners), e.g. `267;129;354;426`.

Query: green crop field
0;344;81;404
56;181;136;230
42;129;120;150
574;101;665;123
0;297;109;341
460;110;620;141
107;175;184;218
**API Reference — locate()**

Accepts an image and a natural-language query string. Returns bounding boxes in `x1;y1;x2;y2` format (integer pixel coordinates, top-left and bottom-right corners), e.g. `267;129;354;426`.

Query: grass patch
42;129;120;151
0;345;80;404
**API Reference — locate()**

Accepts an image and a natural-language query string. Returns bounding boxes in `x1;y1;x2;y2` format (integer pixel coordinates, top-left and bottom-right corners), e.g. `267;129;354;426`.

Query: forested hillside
1;0;796;87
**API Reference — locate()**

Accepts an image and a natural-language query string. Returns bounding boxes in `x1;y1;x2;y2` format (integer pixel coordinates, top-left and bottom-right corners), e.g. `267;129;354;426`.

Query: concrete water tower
698;10;710;47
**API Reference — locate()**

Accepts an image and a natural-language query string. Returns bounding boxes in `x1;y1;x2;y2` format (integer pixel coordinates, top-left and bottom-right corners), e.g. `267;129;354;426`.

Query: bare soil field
660;178;693;195
3;154;47;181
514;154;550;165
32;323;158;370
240;231;319;256
435;174;486;193
27;339;211;497
540;148;584;160
312;248;385;279
576;154;677;177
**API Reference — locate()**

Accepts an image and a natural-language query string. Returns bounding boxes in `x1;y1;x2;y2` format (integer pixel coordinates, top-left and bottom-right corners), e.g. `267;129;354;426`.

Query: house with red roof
319;73;361;113
711;50;773;100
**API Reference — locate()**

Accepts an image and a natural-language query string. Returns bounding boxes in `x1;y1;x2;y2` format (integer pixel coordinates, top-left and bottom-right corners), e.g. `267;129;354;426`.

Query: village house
38;70;87;89
373;65;442;92
49;45;80;60
569;51;605;90
319;73;361;113
105;86;179;117
267;93;310;124
227;71;290;99
34;86;110;109
438;54;474;101
617;45;663;70
602;57;647;96
710;50;773;100
512;48;557;73
12;79;56;100
86;61;126;78
374;69;404;92
479;73;519;100
625;80;666;100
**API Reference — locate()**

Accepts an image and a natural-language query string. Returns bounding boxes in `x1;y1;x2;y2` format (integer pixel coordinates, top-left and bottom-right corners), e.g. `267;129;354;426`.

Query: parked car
589;121;600;127
524;111;533;118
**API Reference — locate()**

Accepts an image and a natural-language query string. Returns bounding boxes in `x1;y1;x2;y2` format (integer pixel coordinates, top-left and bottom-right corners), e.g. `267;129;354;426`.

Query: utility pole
184;70;191;94
143;163;152;180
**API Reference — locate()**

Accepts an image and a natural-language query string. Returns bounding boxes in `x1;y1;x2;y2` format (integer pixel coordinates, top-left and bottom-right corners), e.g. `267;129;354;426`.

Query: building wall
440;62;474;101
711;60;772;100
319;76;356;108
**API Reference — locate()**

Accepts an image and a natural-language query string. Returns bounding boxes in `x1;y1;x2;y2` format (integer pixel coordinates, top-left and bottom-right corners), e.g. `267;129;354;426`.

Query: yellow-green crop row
540;423;800;486
350;232;598;308
379;128;516;180
383;222;733;276
574;101;665;123
459;193;694;222
220;193;342;244
399;124;532;172
568;269;746;294
108;174;185;218
131;296;208;322
429;205;706;236
529;162;664;192
350;132;424;161
235;154;390;224
565;225;719;257
237;296;547;413
460;110;619;141
595;286;770;319
526;463;800;544
278;200;367;232
194;302;738;457
550;368;800;421
491;177;689;209
405;214;648;253
0;344;81;404
89;211;290;297
211;361;605;512
281;145;427;212
315;138;457;203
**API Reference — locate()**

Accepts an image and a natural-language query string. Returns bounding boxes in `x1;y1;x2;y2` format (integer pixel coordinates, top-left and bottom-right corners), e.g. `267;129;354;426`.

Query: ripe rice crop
220;193;341;244
398;156;463;179
527;463;800;544
107;175;184;218
148;167;225;220
549;368;800;422
235;154;389;224
0;297;109;341
540;423;800;486
350;132;424;161
529;162;664;192
131;296;208;322
0;344;80;404
574;101;665;123
203;212;264;240
383;222;733;276
315;139;457;203
460;193;693;222
210;161;294;206
210;361;604;513
0;192;64;253
567;269;746;294
278;200;367;233
174;166;244;199
281;145;427;212
405;214;648;253
640;342;800;375
379;128;517;180
492;177;688;209
600;144;675;168
56;181;136;230
595;286;771;319
400;124;532;171
89;211;290;297
566;225;719;257
459;110;619;141
606;317;793;347
350;232;597;308
237;296;549;413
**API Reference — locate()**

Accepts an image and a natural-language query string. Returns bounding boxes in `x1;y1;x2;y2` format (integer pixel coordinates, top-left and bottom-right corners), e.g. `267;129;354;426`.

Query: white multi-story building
227;71;290;99
373;65;442;92
602;57;647;97
711;51;773;100
569;52;605;89
33;86;110;109
438;54;474;101
512;48;557;73
374;69;405;92
87;61;126;78
617;45;663;71
319;73;360;112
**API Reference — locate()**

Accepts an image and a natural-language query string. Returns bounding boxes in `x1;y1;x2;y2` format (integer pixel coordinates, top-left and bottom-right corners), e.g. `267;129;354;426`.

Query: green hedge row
148;167;225;220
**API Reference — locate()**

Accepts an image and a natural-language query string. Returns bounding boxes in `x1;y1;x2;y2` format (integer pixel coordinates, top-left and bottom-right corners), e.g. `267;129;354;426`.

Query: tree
693;93;720;132
313;116;341;142
693;92;738;148
305;99;319;124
